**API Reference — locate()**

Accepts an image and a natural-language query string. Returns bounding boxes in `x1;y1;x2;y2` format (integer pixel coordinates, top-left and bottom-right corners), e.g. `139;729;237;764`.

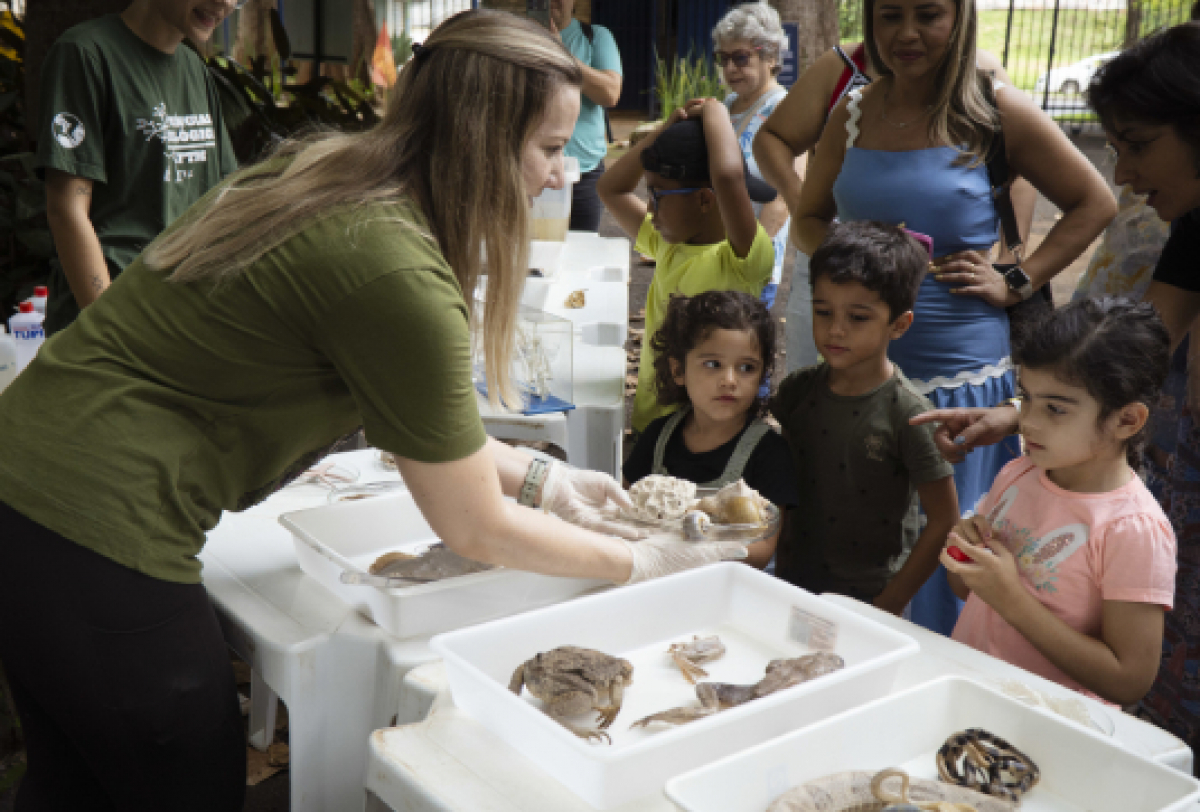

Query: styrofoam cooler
280;492;607;639
430;563;918;809
666;675;1200;812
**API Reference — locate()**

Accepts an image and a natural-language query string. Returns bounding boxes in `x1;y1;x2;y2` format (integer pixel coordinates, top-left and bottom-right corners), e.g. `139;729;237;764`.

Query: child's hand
940;517;1023;607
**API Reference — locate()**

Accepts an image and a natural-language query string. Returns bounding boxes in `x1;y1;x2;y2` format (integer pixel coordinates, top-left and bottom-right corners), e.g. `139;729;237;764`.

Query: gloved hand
619;537;748;585
540;462;645;540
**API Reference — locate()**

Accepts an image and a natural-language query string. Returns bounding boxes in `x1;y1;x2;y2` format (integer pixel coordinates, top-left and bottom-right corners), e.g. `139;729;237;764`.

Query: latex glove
540;463;645;540
620;537;748;585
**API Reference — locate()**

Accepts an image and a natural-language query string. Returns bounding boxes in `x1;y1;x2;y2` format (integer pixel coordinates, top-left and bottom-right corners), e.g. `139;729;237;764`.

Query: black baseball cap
640;118;778;204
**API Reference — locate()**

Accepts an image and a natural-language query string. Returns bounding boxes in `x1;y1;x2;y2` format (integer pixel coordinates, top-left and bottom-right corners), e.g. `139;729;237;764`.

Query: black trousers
569;165;607;233
0;501;245;812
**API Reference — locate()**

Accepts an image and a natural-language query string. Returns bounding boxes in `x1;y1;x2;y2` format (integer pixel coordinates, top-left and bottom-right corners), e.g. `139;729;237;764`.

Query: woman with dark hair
914;20;1200;757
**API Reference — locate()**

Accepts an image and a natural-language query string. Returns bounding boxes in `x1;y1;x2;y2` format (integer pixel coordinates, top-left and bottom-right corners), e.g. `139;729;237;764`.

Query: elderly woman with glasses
713;1;792;309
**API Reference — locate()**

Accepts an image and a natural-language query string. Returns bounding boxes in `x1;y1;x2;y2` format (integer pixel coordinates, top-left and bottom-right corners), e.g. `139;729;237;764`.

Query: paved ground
0;121;1111;812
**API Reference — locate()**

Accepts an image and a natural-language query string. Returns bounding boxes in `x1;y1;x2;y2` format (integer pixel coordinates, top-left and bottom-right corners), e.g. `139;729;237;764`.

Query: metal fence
838;0;1192;123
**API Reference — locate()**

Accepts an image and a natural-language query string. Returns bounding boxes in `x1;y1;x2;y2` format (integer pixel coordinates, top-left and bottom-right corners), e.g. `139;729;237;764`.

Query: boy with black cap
599;98;777;433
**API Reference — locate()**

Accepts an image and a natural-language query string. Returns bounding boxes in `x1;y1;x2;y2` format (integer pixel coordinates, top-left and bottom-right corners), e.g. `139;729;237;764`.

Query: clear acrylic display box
473;302;574;413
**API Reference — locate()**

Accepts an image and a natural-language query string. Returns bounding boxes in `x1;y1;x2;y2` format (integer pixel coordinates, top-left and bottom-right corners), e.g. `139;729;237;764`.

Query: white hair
712;2;789;68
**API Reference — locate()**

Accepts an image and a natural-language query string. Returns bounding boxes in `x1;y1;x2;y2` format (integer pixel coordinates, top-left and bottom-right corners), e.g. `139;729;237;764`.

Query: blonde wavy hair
145;9;583;408
863;0;999;165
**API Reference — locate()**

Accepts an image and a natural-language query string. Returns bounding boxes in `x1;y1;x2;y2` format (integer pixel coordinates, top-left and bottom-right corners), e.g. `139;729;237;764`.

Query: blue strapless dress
832;92;1021;634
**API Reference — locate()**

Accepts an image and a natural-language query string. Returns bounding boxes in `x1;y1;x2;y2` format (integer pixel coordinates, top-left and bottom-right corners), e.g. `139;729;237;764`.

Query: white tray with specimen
666;675;1200;812
430;563;918;809
281;492;606;639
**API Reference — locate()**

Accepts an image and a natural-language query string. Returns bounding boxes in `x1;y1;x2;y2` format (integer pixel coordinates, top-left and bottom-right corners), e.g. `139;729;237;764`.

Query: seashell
682;510;712;540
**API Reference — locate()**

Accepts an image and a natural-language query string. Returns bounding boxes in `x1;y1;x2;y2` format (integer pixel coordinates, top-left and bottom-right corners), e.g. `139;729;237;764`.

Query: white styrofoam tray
666;675;1200;812
430;563;919;809
280;492;607;640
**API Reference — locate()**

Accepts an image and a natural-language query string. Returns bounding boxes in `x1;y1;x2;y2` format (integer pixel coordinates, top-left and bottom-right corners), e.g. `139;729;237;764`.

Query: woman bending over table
0;12;744;811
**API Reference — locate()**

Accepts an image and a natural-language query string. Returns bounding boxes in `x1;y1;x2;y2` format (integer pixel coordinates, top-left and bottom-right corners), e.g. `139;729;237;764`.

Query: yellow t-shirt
631;215;775;432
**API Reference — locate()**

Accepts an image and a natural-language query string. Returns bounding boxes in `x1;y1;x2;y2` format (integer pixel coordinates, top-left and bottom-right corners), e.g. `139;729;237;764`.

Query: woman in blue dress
794;0;1116;633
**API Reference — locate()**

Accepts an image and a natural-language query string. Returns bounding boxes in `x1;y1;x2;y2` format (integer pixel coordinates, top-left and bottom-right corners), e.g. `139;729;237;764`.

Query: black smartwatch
995;263;1033;302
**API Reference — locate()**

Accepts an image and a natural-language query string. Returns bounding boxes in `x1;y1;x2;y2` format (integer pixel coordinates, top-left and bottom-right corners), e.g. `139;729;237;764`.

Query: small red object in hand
947;545;972;563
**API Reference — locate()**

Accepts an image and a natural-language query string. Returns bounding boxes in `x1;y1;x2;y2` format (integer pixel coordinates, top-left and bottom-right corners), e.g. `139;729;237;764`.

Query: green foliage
839;0;864;44
393;30;413;67
654;51;727;121
0;1;50;317
203;10;381;166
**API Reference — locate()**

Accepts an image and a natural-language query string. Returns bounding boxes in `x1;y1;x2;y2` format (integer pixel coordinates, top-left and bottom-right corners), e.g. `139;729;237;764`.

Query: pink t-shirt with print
951;458;1176;698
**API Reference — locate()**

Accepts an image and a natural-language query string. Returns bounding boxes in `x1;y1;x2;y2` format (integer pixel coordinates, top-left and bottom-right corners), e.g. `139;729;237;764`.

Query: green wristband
519;459;551;508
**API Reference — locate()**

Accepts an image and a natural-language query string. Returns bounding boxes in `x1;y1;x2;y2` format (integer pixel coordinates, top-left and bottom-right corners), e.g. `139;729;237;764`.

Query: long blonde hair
145;10;583;408
863;0;999;164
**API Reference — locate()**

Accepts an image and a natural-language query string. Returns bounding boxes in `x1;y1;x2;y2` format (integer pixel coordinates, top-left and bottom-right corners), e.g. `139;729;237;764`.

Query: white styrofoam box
666;676;1200;812
430;563;918;809
528;240;566;280
280;492;607;640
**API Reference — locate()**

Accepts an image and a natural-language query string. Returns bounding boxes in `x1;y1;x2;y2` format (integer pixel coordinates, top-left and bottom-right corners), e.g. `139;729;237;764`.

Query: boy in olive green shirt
767;222;959;616
598;98;776;432
37;2;238;334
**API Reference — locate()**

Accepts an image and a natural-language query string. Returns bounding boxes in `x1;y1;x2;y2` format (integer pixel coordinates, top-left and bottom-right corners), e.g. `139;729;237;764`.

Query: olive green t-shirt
35;14;237;334
0;198;487;584
769;363;954;598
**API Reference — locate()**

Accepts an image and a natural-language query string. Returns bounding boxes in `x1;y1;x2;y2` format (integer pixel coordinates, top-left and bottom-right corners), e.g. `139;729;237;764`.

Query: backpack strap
703;420;771;489
650;407;690;477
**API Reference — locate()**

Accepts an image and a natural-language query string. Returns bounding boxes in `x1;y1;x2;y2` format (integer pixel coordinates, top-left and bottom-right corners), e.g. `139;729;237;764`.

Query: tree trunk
350;0;377;83
22;0;128;141
1123;0;1142;48
769;0;840;74
234;0;277;69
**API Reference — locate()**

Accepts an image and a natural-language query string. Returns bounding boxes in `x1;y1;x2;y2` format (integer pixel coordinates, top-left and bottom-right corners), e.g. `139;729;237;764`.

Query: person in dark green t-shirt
0;12;744;809
37;0;239;335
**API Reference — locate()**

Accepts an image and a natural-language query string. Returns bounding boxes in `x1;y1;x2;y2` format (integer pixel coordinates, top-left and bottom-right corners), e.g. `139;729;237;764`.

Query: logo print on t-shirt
52;113;86;149
864;434;886;461
135;102;217;184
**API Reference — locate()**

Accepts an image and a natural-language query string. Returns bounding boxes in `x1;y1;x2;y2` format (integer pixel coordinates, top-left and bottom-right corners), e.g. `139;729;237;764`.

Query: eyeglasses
714;48;762;68
648;186;704;209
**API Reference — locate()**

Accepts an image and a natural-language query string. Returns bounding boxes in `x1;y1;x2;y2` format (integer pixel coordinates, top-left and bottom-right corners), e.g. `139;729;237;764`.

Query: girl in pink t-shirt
943;298;1176;705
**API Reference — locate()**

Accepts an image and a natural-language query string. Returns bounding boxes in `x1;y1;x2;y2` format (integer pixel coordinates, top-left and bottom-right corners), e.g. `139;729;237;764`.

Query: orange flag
371;22;398;88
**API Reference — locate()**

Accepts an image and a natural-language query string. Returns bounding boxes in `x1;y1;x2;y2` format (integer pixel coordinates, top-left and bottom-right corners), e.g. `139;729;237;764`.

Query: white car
1034;50;1120;95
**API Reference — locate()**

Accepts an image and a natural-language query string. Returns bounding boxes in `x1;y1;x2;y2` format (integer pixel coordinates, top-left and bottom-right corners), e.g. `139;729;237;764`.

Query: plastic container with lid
0;325;17;394
530;156;580;242
9;302;45;372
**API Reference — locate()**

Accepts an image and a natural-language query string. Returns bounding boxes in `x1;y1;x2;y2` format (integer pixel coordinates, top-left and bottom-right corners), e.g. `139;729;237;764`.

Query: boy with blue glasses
599;98;776;434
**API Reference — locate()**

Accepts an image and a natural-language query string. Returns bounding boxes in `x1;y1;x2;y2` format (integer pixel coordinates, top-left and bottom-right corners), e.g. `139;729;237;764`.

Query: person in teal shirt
549;0;622;231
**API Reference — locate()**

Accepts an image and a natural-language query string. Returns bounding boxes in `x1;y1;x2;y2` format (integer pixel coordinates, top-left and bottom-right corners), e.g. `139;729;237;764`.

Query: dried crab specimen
369;544;493;581
766;768;1014;812
509;646;634;744
632;651;844;729
668;635;726;684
